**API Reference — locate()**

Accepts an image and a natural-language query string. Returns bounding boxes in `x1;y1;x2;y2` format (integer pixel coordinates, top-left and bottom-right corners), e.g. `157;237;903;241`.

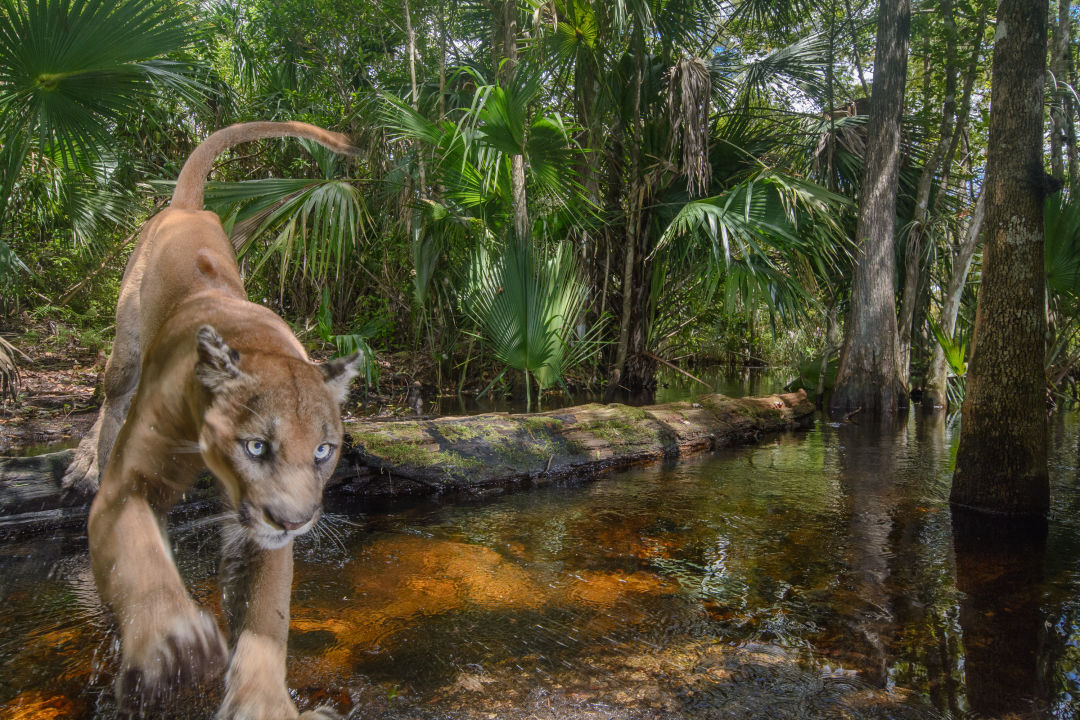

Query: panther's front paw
116;608;227;711
217;681;342;720
216;688;303;720
61;441;100;496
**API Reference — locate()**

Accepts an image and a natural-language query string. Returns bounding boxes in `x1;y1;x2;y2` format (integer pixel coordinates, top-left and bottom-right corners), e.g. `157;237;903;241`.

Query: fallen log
0;391;813;537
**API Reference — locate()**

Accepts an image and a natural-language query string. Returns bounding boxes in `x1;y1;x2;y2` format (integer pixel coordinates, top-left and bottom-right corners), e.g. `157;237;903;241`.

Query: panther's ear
195;325;245;392
320;351;363;405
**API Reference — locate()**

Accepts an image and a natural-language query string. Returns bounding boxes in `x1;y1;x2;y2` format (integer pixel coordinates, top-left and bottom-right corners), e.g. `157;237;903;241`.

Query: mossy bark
339;391;813;495
0;392;814;535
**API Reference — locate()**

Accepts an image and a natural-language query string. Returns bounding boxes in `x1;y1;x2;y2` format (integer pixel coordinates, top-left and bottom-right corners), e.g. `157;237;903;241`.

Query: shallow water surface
3;410;1080;719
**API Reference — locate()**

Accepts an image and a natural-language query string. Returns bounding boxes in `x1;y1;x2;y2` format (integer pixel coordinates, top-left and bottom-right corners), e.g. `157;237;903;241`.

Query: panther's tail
171;121;358;211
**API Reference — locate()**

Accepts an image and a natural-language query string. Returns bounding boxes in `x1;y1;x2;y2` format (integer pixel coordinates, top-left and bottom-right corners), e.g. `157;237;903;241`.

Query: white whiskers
298;512;362;557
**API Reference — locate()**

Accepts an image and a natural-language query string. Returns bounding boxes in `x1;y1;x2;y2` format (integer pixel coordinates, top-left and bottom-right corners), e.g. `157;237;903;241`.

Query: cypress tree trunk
922;4;990;411
951;0;1049;518
829;0;911;416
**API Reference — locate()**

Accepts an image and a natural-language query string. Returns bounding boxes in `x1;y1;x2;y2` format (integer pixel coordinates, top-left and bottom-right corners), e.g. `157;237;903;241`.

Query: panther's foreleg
218;533;340;720
89;462;227;712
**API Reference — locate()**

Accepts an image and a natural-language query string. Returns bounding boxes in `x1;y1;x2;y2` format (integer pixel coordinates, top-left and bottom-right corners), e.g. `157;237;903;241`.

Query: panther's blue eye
244;439;267;458
314;443;333;463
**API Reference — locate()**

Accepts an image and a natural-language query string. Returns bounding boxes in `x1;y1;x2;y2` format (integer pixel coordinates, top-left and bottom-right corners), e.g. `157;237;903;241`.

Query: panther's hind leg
62;286;142;495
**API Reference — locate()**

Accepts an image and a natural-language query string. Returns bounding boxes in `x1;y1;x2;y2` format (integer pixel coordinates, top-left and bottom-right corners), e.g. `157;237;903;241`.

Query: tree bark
951;0;1049;518
816;297;842;407
438;0;447;120
829;0;911;417
922;189;985;410
933;0;989;217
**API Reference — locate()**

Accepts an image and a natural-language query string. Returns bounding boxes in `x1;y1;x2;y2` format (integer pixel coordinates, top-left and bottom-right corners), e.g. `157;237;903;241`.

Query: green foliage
316;287;378;390
0;0;198;306
1045;192;1080;303
0;0;1018;404
466;240;602;405
0;0;198;164
658;171;850;324
928;316;967;408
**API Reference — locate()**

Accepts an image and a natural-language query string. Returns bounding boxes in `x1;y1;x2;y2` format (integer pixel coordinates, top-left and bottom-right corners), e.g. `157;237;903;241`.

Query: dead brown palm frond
0;335;25;406
811;99;869;177
667;56;712;197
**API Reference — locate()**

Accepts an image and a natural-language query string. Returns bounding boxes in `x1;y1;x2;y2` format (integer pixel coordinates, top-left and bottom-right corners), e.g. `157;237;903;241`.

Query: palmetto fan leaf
0;0;197;165
1045;193;1080;305
728;0;818;32
467;241;595;399
381;72;591;231
0;235;31;287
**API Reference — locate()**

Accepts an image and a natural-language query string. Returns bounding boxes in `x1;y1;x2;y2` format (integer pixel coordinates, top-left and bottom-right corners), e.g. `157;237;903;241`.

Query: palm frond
201;175;368;290
736;33;830;106
1045;192;1080;304
466;240;598;394
0;334;21;405
928;316;967;378
656;171;849;322
0;0;198;165
728;0;818;32
316;288;378;390
0;212;33;288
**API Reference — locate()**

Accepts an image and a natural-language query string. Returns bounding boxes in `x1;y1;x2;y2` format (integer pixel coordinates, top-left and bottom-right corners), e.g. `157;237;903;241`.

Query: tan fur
66;122;361;719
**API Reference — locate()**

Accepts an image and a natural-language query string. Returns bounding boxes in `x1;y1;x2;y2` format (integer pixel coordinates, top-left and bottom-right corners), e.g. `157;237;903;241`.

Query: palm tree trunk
404;0;426;192
438;0;447;120
612;18;645;388
1050;0;1070;182
951;0;1049;518
898;0;958;385
816;297;841;407
497;1;529;243
829;0;911;417
933;0;989;217
923;189;985;410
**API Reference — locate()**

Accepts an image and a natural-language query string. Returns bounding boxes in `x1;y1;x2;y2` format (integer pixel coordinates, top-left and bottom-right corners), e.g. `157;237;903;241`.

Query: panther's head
192;325;361;550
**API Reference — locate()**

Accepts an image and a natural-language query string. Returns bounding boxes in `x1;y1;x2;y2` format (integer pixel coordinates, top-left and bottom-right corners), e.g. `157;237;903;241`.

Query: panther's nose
263;507;316;532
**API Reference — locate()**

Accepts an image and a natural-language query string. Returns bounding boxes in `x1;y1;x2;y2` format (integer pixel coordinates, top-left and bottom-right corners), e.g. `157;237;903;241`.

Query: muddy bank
0;391;813;536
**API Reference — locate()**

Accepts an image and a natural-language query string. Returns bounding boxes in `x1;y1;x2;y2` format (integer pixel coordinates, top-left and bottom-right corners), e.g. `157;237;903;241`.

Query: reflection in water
835;418;907;686
3;409;1080;718
952;512;1047;717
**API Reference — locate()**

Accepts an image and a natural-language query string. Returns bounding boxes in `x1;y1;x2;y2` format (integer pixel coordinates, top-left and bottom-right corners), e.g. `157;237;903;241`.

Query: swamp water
3;410;1080;719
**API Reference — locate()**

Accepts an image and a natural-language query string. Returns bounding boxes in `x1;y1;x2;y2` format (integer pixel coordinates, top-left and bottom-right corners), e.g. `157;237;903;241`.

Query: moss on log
338;391;814;495
0;391;813;536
